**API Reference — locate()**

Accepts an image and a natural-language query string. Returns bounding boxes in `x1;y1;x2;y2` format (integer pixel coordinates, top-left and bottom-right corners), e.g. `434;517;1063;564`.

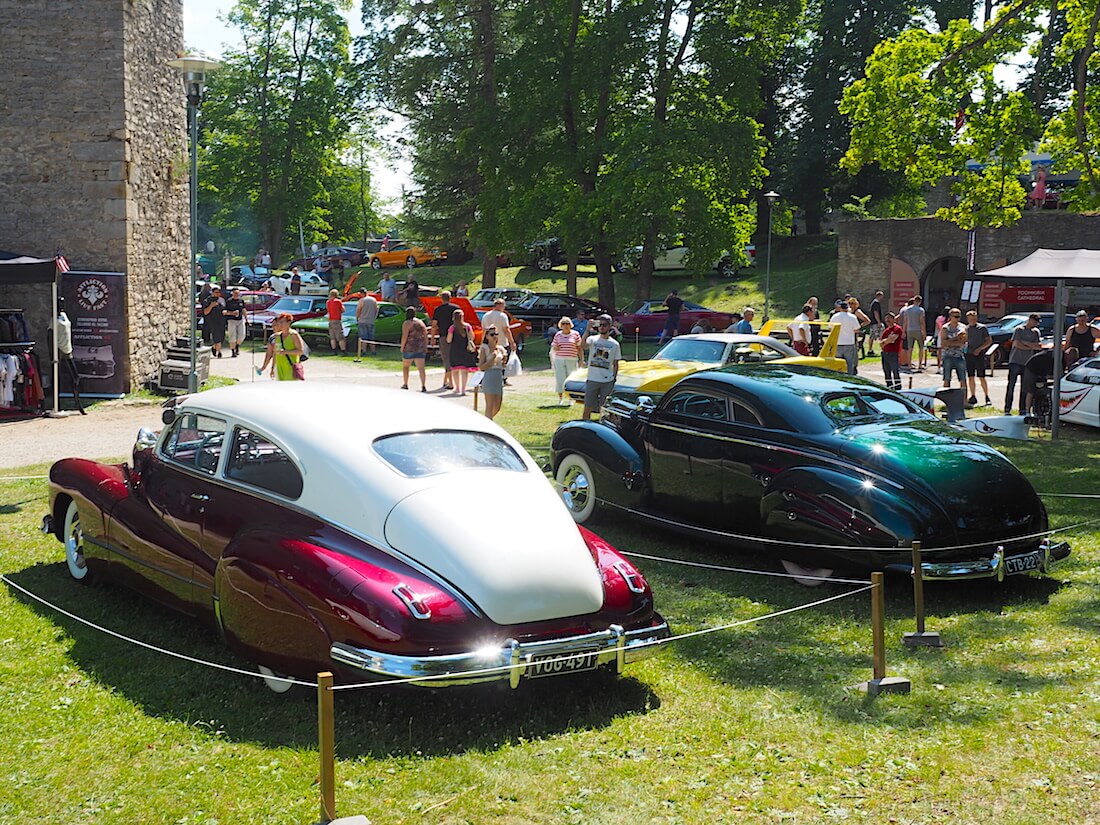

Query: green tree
200;0;355;262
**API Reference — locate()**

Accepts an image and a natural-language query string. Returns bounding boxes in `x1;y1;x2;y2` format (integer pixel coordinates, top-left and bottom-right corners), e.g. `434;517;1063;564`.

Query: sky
182;0;410;207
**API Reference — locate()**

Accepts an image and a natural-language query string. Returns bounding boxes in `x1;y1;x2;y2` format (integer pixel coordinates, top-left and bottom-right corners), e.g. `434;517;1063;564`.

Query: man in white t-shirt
787;304;812;356
583;317;623;419
832;302;864;374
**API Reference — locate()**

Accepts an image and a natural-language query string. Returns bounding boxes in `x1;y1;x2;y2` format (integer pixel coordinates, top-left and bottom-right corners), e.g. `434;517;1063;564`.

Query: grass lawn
2;402;1100;822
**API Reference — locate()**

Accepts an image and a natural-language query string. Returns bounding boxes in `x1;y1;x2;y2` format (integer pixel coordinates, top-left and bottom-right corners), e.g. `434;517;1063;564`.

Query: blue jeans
837;344;858;374
942;353;965;385
881;351;900;389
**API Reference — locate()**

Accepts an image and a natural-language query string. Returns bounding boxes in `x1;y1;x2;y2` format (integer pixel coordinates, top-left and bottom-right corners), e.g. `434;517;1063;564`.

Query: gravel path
0;346;1009;471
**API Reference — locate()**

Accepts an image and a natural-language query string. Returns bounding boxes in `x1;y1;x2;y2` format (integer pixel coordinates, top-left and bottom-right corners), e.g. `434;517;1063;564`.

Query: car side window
378;305;399;318
730;400;763;426
225;427;304;499
664;391;729;422
161;413;227;475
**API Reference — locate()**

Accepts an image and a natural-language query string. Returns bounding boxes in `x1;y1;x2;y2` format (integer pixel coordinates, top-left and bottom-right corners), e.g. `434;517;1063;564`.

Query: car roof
177;382;537;538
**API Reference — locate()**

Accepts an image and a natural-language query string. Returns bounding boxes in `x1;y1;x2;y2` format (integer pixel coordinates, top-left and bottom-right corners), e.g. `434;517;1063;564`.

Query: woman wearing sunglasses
478;326;507;419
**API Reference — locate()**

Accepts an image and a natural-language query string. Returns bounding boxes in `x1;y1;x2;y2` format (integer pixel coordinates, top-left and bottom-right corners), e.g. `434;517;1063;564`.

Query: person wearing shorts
355;293;378;359
964;310;991;406
583;317;622;419
938;308;966;389
326;290;347;355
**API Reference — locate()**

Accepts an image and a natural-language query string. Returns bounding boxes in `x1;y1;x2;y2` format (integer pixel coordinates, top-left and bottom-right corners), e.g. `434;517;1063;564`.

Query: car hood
615;360;715;390
834;418;1042;538
383;472;604;625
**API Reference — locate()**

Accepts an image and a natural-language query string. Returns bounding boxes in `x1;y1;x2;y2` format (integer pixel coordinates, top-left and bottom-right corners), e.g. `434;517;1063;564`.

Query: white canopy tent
978;248;1100;437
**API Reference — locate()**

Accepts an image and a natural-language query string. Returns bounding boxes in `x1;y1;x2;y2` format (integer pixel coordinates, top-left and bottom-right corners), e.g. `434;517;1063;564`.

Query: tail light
613;561;646;594
392;583;432;619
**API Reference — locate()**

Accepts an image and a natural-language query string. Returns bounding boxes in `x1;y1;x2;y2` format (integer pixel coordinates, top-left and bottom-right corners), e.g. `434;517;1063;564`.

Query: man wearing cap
223;287;247;358
1064;310;1100;360
583;316;623;419
1005;313;1043;414
964;310;992;407
201;285;227;358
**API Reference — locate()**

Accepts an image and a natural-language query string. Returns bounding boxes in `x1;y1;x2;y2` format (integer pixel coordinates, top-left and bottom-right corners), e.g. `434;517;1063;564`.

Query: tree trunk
593;244;616;310
565;251;578;296
480;249;496;288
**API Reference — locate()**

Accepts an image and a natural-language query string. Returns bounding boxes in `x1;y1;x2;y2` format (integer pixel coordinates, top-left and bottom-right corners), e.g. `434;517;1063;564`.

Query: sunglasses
487;331;499;336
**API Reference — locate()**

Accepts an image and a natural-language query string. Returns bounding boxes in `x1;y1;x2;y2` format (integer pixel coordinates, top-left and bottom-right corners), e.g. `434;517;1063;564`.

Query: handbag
505;350;522;377
280;334;306;379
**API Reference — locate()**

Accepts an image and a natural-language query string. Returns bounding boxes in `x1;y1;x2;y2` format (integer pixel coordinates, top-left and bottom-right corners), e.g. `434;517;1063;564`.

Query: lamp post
763;190;779;322
168;54;221;393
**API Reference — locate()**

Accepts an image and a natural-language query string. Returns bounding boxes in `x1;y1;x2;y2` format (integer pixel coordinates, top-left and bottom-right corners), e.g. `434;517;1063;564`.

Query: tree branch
1073;0;1100;190
930;0;1045;78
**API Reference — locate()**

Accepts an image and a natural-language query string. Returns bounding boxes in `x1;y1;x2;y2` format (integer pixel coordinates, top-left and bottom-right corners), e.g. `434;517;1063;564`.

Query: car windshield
270;297;314;313
653;339;727;363
620;300;651;315
994;316;1028;331
373;431;528;477
822;391;930;424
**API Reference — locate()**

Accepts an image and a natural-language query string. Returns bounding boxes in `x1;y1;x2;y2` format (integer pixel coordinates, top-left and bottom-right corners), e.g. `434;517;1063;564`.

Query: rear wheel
370;258;382;270
258;665;296;694
556;454;596;524
780;559;834;587
536;254;554;272
63;500;90;582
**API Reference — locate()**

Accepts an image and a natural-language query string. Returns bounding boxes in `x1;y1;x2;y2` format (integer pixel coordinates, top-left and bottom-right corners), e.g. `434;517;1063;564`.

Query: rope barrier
0;475;48;481
623;551;870;585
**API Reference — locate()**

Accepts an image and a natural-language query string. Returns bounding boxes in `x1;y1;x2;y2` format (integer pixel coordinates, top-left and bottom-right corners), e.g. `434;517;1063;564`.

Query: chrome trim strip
648;421;905;491
329;621;670;688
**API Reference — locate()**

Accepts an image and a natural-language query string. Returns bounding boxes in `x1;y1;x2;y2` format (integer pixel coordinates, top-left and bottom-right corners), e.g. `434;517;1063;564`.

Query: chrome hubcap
67;515;85;571
561;467;590;512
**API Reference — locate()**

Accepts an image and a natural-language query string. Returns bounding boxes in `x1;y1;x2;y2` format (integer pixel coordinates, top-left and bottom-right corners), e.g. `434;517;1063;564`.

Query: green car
292;300;422;349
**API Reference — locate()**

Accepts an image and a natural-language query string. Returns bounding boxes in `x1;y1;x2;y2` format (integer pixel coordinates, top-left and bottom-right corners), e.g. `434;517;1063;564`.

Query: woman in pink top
550;316;583;406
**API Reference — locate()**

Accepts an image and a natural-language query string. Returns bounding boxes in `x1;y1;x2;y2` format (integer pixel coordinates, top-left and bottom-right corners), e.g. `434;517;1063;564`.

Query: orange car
366;242;446;270
420;296;531;351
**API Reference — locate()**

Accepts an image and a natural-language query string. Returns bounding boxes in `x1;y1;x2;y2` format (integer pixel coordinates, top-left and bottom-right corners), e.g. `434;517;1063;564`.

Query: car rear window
372;431;527;477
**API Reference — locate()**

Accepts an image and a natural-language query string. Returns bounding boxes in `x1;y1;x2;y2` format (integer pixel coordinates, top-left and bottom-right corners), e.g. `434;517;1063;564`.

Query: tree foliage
199;0;356;262
840;0;1100;229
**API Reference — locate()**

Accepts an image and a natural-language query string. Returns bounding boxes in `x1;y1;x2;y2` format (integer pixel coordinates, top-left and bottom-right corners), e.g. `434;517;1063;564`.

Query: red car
43;383;668;690
616;299;735;338
246;295;329;336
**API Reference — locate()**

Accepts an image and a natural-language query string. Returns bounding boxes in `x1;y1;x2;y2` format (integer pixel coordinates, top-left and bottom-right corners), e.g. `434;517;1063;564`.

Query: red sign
982;281;1006;311
1001;286;1055;304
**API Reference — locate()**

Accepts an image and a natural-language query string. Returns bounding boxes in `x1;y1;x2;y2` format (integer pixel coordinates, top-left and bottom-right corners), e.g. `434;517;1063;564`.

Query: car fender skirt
551;422;645;505
760;466;944;568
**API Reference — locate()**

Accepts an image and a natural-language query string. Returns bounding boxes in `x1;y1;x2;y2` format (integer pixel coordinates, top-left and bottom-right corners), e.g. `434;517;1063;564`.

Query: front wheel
536;254;553;272
63;500;91;581
406;256;417;269
556;454;596;523
780;559;834;587
370;258;382;270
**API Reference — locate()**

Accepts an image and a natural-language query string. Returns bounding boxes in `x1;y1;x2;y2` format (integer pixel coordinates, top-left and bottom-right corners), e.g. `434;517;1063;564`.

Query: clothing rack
0;308;45;416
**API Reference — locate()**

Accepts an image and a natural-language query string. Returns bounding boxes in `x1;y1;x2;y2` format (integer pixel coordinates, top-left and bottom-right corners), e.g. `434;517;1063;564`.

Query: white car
1059;357;1100;428
268;271;329;295
44;383;668;690
620;244;756;277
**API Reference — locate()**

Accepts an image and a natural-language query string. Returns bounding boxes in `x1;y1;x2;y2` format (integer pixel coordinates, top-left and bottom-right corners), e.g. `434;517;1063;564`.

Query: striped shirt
552;330;582;359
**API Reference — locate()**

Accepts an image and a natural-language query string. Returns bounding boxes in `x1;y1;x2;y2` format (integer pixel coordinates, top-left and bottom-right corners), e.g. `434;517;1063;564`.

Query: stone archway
921;255;968;313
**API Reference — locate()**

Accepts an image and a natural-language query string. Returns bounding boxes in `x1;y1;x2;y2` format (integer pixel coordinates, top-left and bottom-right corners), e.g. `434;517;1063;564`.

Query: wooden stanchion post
855;572;911;696
318;672;336;823
903;541;943;647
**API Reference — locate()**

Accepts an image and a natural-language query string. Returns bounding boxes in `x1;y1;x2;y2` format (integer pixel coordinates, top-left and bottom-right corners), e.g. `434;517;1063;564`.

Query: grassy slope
6;244;1100;823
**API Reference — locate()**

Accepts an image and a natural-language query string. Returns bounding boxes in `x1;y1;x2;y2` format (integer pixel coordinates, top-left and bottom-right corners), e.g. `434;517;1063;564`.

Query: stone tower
0;0;189;390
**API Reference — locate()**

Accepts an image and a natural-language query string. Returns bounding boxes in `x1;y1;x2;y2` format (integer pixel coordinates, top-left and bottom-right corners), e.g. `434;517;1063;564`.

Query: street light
168;53;221;393
763;190;779;322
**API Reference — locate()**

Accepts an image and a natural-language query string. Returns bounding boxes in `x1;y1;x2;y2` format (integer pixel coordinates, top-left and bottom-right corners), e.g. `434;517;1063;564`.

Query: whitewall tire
63;500;90;581
780;559;834;588
556;454;596;524
258;665;295;694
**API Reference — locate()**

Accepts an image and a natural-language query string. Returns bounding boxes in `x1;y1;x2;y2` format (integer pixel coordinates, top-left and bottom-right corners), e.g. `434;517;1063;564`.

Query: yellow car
563;324;844;402
366;242;445;270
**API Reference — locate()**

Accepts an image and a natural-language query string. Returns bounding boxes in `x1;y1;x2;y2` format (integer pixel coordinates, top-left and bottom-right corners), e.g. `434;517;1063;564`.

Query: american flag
55;254;70;273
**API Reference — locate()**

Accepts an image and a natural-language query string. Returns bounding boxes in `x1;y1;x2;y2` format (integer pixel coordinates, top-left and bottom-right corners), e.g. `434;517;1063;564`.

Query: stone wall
838;212;1100;314
0;0;188;392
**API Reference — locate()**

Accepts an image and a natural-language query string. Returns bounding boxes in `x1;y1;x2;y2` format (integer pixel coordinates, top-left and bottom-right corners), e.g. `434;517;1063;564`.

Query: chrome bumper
917;539;1071;581
330;621;670;688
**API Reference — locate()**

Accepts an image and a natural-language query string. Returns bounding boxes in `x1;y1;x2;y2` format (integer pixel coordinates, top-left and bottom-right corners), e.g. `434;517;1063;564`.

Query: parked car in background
44;382;669;690
238;290;281;317
469;287;534;309
986;313;1075;366
528;240;616;272
268;271;329;296
1058;356;1100;428
509;293;613;333
230;264;275;290
616;299;735;338
419;296;532;351
551;365;1069;584
247;295;329;336
293;301;412;349
366;242;446;270
562;329;845;403
619;244;757;278
283;246;366;270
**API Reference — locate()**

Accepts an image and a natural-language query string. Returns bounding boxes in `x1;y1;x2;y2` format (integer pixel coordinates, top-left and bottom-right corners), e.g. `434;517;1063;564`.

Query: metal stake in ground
318;671;336;822
854;572;911;696
903;541;943;648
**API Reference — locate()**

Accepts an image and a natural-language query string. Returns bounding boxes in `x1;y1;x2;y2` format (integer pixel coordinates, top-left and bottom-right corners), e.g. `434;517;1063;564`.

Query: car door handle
190;493;210;501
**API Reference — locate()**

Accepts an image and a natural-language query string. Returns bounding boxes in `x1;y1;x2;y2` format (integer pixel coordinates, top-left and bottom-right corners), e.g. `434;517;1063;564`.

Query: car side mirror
162;408;176;425
135;427;158;452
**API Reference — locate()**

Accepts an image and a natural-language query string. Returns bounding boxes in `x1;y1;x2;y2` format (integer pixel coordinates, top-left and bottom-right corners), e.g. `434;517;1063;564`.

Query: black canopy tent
978;248;1100;438
0;253;59;414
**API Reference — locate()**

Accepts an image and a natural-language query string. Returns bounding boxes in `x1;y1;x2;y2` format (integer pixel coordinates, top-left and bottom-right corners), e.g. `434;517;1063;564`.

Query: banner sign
981;281;1006;312
1001;286;1055;304
60;271;129;397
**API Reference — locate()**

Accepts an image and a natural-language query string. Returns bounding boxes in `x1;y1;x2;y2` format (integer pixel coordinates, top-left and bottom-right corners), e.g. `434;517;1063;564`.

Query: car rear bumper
329;619;669;688
891;539;1071;581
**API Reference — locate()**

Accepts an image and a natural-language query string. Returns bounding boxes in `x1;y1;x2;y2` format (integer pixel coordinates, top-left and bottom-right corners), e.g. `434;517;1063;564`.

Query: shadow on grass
0;496;36;514
6;562;660;758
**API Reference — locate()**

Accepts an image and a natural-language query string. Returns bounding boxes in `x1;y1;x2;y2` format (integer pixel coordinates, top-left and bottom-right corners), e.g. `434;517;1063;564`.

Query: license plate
526;650;600;678
1004;552;1042;575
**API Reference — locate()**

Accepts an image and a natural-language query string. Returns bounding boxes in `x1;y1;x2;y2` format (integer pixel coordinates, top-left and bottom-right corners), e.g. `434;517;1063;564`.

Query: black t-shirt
666;295;683;316
223;297;245;320
1025;350;1053;378
869;298;883;325
432;302;455;333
